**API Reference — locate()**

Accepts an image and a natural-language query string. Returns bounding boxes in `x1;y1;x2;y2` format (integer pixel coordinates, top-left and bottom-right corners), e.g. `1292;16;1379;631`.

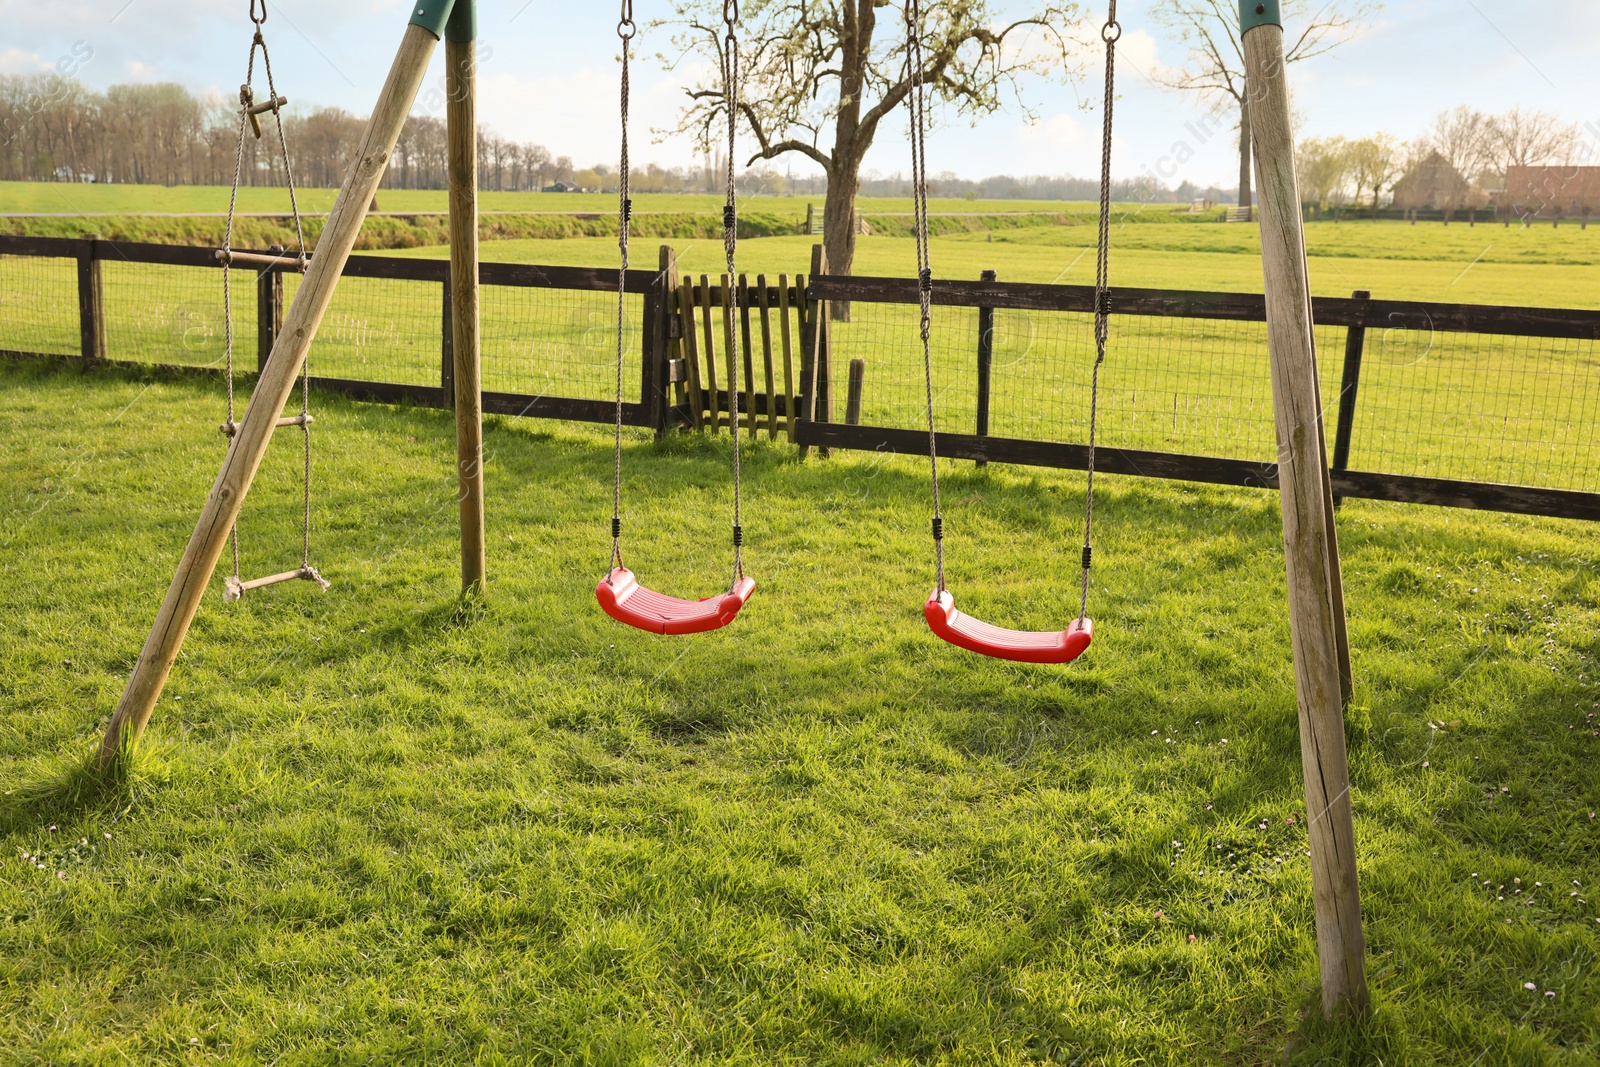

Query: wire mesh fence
1346;329;1600;493
291;273;438;388
824;296;1599;495
101;260;244;371
481;282;643;403
3;234;1598;517
0;254;79;357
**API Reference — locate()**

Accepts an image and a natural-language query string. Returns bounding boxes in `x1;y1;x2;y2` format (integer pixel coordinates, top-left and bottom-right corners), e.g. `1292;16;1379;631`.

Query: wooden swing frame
99;0;487;766
99;0;1370;1023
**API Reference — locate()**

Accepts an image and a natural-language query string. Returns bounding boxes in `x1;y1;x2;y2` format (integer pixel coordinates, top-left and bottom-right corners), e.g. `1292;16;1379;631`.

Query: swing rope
910;0;1119;623
722;0;746;586
609;2;635;575
607;0;745;589
1080;0;1120;623
220;0;321;596
907;0;945;594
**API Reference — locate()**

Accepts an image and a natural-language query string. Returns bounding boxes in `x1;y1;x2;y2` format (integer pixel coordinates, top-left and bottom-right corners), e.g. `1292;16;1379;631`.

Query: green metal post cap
1241;0;1281;32
446;0;476;43
408;0;457;38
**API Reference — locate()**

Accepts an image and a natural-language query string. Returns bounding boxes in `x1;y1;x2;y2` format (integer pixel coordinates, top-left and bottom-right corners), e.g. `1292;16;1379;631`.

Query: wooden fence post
98;17;445;770
1243;0;1369;1019
798;243;830;458
845;358;865;425
1330;289;1371;507
76;238;106;367
655;245;680;437
976;268;997;466
440;275;454;406
256;245;285;374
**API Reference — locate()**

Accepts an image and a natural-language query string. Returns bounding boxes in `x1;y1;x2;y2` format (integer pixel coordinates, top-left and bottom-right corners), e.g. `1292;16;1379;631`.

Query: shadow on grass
1284;992;1410;1066
0;745;166;836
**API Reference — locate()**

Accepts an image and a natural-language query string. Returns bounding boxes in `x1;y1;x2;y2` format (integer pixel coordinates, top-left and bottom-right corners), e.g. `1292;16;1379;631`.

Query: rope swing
912;0;1121;664
597;0;757;635
218;0;328;602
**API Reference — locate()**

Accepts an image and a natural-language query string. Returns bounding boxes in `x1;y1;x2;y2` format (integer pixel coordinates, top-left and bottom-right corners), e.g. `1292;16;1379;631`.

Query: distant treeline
1;73;1225;204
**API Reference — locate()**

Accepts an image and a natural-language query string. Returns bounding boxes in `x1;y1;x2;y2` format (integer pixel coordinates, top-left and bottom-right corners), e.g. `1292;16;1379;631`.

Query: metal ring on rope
251;0;267;25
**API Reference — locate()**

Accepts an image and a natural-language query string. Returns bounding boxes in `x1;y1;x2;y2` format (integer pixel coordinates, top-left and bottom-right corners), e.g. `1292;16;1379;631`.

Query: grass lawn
2;360;1598;1064
385;220;1600;309
0;180;1159;220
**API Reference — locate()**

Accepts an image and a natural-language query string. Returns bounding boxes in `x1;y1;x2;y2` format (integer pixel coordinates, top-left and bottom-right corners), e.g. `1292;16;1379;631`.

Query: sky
3;0;1598;189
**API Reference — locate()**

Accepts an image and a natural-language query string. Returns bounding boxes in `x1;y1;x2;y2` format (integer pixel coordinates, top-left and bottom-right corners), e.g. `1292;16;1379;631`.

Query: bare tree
1487;105;1580;172
1151;0;1379;212
659;0;1081;290
1427;106;1490;178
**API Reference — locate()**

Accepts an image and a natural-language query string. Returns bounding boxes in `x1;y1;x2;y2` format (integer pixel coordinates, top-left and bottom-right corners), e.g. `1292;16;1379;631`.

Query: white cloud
0;47;49;75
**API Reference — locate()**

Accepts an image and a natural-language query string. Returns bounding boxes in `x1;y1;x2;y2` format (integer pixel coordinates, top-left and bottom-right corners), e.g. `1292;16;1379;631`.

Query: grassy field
2;360;1598;1063
386;221;1600;308
0;180;1153;220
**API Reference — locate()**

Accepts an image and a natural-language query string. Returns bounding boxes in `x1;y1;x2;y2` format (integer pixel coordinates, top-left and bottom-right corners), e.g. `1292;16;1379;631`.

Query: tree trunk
822;166;859;320
821;0;877;322
1238;97;1253;213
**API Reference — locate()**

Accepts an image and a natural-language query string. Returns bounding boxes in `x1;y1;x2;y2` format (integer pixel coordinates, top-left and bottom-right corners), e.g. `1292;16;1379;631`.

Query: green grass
386;220;1600;308
0;179;1162;219
2;361;1599;1063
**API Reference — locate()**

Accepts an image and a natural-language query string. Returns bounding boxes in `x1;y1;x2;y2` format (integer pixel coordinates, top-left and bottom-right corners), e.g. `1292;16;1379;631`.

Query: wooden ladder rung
223;565;330;603
220;414;314;437
216;249;310;271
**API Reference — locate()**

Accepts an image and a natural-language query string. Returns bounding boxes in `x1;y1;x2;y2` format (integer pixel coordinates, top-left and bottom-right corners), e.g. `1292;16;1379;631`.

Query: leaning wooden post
98;7;453;770
1242;0;1369;1018
446;0;486;597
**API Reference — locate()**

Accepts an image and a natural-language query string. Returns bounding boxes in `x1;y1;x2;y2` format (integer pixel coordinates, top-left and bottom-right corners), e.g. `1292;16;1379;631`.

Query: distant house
543;181;577;193
1390;151;1472;211
1504;166;1600;217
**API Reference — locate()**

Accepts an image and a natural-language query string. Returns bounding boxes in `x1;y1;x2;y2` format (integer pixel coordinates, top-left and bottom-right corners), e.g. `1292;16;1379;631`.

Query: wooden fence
3;233;1599;523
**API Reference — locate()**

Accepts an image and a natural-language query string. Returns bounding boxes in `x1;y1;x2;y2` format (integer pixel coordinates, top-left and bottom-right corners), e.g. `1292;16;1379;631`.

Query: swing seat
924;589;1092;664
597;568;756;635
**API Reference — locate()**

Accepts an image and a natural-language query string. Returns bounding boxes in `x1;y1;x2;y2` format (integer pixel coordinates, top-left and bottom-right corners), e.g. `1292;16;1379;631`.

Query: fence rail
800;270;1600;522
3;234;1598;523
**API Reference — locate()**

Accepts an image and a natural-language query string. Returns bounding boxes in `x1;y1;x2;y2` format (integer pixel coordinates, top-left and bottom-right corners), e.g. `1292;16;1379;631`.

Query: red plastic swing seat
924;589;1093;664
597;567;756;635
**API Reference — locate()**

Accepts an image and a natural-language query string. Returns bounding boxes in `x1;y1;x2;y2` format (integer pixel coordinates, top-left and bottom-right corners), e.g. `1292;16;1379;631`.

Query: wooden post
1242;1;1368;1018
1330;290;1370;506
798;244;830;458
656;245;681;437
446;2;485;597
440;276;454;405
98;18;446;770
757;274;778;438
976;268;997;467
778;275;797;442
256;246;285;374
844;359;865;425
699;276;721;433
679;277;704;430
76;238;106;366
738;274;757;438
